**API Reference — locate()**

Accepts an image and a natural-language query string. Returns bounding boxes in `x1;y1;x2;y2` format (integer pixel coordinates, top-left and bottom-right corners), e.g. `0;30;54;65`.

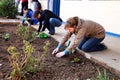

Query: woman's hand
52;48;59;55
56;51;65;58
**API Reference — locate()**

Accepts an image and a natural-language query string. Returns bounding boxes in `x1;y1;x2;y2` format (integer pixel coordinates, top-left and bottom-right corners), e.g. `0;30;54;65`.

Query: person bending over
33;9;63;35
22;7;38;26
52;16;107;57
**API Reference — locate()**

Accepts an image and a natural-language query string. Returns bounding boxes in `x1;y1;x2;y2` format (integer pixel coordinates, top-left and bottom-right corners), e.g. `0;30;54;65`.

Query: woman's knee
81;46;90;52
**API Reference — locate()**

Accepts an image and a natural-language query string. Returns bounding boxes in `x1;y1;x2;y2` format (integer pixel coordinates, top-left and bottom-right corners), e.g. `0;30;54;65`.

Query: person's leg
79;37;106;52
78;37;88;49
21;2;24;15
24;1;28;9
28;20;34;25
32;2;37;12
21;2;28;16
49;18;62;35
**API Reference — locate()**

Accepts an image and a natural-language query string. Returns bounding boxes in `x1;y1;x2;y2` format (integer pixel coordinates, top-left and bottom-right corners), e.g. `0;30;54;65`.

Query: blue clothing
22;9;38;25
78;37;106;52
49;18;62;35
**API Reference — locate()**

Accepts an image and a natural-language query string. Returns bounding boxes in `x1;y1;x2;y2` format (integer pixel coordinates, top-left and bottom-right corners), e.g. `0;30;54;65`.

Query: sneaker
49;32;55;35
100;43;107;50
36;35;39;37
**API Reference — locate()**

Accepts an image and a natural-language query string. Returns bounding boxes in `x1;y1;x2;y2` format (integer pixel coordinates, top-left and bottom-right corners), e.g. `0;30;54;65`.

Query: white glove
52;48;59;55
56;51;65;58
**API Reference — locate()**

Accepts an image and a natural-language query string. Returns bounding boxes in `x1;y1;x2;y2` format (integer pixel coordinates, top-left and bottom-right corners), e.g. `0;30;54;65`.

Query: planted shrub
0;0;18;18
16;24;36;42
7;40;50;80
91;68;115;80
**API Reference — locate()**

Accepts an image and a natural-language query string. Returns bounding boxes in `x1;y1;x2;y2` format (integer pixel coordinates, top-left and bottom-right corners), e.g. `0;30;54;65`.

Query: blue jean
49;18;62;34
78;37;105;52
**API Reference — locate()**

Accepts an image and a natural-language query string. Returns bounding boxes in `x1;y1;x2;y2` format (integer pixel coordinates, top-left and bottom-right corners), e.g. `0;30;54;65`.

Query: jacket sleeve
41;14;49;31
66;28;86;52
38;21;42;33
59;32;72;47
29;11;34;21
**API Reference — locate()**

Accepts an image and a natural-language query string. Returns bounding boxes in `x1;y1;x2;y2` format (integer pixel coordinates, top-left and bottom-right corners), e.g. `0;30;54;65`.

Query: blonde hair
64;16;78;29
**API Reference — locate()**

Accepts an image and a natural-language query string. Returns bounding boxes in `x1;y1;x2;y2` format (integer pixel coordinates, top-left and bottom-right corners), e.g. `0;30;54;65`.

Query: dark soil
0;22;120;80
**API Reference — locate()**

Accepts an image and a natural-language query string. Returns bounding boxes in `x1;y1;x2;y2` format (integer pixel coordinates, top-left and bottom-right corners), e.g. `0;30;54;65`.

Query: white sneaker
36;35;39;37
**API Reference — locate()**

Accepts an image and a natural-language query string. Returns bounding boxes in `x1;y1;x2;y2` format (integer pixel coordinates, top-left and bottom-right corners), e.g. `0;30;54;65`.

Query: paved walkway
0;19;120;78
0;19;21;23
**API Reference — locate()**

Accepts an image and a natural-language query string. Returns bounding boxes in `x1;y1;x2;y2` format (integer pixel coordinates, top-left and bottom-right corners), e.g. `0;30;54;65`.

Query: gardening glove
56;50;69;58
26;18;30;20
56;51;65;58
52;47;59;55
52;45;62;55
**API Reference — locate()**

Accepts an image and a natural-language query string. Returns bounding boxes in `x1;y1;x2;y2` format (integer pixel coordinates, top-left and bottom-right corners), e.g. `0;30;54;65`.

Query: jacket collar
74;18;84;34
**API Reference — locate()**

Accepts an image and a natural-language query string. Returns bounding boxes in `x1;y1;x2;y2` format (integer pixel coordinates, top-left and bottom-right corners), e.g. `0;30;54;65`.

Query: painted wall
60;0;120;35
18;0;48;12
38;0;48;9
28;0;120;35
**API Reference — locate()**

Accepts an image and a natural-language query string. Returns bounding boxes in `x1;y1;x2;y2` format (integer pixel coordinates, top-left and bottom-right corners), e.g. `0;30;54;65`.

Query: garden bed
0;22;120;80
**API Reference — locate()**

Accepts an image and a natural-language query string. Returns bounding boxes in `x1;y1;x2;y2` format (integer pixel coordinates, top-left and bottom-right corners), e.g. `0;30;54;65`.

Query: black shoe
49;32;55;35
103;44;107;50
99;43;107;50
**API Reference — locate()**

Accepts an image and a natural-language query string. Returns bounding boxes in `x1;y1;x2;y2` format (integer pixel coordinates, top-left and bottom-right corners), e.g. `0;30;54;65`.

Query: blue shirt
22;9;38;25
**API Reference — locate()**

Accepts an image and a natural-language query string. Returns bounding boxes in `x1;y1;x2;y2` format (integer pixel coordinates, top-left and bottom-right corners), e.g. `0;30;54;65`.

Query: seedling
71;57;80;63
2;33;10;41
72;49;77;53
39;32;48;39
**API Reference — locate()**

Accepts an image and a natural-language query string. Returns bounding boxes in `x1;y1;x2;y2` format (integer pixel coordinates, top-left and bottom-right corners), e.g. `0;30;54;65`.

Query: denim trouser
78;37;105;52
49;18;62;34
21;1;28;15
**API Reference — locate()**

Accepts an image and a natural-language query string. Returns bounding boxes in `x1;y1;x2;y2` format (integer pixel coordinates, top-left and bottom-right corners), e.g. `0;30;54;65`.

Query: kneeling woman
52;16;107;57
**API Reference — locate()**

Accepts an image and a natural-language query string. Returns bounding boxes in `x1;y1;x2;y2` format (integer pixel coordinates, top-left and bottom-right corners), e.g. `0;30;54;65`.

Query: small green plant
7;46;22;80
22;40;35;73
0;0;18;18
16;24;36;42
71;57;80;63
37;41;50;71
7;41;35;80
2;33;10;41
97;69;109;80
92;68;115;80
7;40;50;80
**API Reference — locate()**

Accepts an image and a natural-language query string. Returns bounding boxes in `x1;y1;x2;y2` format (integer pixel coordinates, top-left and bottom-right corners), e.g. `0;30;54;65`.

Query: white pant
32;2;38;13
